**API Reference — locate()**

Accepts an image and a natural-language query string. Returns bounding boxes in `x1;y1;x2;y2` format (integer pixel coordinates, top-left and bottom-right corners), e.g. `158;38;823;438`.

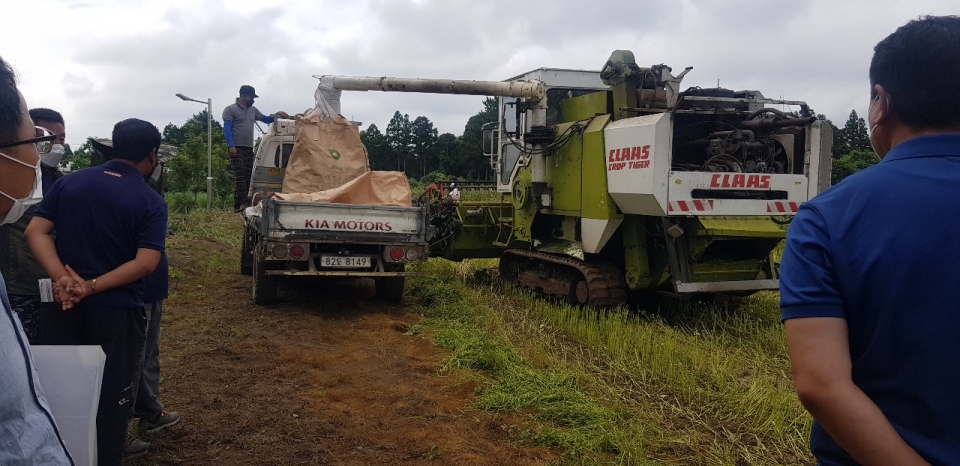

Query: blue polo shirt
143;250;168;303
780;134;960;465
35;160;167;310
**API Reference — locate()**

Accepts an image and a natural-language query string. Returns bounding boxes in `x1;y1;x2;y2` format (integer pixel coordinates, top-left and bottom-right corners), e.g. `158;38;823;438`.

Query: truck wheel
240;227;254;276
252;251;279;305
376;277;405;304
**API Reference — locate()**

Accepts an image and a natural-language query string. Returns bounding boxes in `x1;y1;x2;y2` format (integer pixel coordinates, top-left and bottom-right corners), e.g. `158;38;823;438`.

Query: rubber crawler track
502;249;628;308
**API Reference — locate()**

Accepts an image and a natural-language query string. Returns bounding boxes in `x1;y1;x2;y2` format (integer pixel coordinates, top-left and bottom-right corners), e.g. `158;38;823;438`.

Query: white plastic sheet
31;345;105;466
314;84;342;120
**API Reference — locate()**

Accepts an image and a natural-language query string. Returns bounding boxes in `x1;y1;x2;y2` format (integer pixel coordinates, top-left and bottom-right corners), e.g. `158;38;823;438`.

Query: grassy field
408;259;811;465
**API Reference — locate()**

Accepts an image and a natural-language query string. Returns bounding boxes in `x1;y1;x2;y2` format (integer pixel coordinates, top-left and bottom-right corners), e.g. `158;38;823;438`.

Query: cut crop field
130;210;811;465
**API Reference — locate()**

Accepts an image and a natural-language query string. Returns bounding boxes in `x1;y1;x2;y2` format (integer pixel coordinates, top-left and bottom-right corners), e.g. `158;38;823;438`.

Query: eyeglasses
0;126;58;154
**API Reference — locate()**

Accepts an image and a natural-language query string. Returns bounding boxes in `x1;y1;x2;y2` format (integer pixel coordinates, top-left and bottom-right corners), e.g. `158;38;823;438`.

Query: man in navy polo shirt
26;118;167;466
780;16;960;465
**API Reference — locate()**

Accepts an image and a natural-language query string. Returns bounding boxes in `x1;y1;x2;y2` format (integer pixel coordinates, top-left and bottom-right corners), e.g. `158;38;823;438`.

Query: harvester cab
315;49;832;307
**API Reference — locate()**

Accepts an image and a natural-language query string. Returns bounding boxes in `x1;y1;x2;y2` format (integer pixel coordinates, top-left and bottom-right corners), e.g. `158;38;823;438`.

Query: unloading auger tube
315;75;546;101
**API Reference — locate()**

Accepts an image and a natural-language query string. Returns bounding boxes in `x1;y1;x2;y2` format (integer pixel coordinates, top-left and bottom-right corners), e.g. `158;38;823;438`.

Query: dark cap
239;85;259;97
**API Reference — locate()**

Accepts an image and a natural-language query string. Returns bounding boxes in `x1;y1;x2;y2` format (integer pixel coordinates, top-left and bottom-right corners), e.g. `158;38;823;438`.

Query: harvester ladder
492;196;514;247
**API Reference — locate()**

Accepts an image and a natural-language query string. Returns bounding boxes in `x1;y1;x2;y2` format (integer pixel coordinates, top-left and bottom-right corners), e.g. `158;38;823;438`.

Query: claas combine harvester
317;50;832;307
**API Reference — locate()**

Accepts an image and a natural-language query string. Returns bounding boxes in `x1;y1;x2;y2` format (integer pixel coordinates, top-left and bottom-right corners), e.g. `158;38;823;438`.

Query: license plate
320;255;370;268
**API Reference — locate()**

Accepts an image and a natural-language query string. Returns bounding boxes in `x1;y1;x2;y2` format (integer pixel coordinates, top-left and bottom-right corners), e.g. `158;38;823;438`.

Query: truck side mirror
482;128;494;155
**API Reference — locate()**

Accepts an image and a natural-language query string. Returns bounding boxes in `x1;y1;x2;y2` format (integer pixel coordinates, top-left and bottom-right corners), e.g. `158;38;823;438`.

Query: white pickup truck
240;119;430;304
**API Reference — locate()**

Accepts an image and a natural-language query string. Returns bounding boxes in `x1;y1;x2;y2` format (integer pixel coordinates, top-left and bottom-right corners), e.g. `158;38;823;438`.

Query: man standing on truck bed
222;85;288;212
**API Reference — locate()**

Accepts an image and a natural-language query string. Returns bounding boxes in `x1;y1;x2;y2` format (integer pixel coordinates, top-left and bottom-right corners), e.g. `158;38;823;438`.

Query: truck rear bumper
265;271;416;277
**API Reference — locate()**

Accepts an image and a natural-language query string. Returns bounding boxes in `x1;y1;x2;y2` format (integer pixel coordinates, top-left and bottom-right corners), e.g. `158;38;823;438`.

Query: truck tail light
272;244;288;258
405;248;418;261
390;247;404;261
289;245;305;259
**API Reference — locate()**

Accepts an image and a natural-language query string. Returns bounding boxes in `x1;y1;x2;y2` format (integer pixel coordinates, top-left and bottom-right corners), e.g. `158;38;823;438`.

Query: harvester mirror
482;128;494;155
503;100;519;136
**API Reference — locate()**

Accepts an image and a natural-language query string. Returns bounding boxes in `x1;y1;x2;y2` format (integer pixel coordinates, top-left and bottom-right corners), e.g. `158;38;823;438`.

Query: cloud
3;0;956;148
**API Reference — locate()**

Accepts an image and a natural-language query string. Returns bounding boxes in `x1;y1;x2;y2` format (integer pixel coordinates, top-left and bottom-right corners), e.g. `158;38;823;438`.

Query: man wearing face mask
223;84;288;212
0;109;67;344
780;15;960;466
26;118;167;466
29;108;66;193
0;55;73;465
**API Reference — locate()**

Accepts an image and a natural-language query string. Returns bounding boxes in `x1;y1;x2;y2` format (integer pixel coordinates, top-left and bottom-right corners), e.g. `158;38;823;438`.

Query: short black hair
0;56;22;145
29;108;63;126
870;15;960;129
112;118;160;163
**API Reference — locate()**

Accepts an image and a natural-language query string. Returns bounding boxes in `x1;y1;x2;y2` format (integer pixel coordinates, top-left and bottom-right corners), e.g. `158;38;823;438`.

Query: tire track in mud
128;240;555;465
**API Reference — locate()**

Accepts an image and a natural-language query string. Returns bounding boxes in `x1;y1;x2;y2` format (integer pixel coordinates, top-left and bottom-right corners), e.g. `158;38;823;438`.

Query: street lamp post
175;93;213;211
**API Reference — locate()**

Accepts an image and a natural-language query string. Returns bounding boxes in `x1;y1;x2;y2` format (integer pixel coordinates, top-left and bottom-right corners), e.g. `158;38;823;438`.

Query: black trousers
231;146;255;209
41;302;147;466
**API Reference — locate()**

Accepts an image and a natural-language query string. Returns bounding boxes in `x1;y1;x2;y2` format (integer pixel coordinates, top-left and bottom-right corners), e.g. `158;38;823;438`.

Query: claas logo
329;149;342;160
710;173;771;189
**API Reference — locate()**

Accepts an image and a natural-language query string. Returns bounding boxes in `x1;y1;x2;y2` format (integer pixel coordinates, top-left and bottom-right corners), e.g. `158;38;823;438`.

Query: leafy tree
431;133;461;176
361;124;394;171
832;149;879;184
163;110;232;207
410;116;438;179
456;97;498;180
420;170;456;185
834;110;871;157
385;112;413;172
64;140;94;171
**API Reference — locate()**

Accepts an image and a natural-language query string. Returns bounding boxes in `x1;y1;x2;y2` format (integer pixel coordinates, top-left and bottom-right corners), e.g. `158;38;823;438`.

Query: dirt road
128;231;554;465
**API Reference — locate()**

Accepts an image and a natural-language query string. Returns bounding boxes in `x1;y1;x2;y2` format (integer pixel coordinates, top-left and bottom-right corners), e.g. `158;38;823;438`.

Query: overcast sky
3;0;957;148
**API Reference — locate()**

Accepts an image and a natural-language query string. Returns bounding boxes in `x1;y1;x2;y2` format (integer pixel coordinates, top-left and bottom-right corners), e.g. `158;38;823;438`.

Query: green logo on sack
329;149;342;160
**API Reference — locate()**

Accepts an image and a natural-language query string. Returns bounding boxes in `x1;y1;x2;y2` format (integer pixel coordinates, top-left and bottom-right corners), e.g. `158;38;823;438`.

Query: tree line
57;98;875;205
361;97;497;183
818;109;880;184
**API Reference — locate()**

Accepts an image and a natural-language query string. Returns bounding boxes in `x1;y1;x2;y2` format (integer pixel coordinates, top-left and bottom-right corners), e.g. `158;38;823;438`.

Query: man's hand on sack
276;111;290;119
229;146;237;158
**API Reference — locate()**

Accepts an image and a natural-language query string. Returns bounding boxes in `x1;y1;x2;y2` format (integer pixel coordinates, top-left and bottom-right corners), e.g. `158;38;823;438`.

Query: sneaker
124;435;150;456
141;411;180;433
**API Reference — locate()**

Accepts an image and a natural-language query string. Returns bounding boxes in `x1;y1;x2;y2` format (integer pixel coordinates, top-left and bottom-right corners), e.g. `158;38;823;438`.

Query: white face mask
39;144;65;168
0;151;43;225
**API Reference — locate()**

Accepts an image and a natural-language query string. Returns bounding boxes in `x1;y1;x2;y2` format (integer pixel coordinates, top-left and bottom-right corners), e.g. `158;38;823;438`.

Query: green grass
167;210;242;283
165;191;233;215
408;259;811;465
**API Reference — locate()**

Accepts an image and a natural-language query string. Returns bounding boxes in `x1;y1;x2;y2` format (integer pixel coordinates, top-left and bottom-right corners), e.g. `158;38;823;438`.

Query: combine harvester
317;50;832;307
